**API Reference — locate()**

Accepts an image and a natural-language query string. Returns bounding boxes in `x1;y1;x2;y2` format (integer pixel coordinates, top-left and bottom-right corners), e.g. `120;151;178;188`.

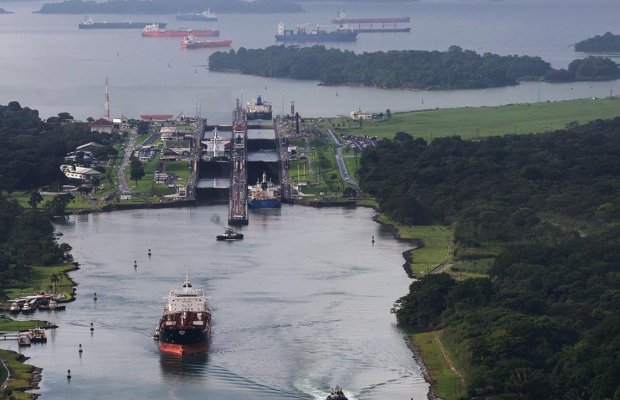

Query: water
3;206;427;399
1;0;620;122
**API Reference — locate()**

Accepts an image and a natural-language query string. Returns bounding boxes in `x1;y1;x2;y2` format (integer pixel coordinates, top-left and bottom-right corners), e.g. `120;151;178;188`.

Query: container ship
248;172;281;208
142;24;219;37
158;276;211;356
275;22;357;43
78;16;166;29
246;94;272;120
176;9;217;21
181;35;232;49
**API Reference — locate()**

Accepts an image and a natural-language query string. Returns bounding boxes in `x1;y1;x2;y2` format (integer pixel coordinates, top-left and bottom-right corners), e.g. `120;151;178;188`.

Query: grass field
6;264;76;301
0;349;36;400
337;97;620;141
377;215;452;276
0;316;48;333
411;330;467;400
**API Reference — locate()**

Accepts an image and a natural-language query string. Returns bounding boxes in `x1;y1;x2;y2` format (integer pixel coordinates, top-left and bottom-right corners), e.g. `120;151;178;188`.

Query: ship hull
182;39;232;49
275;32;357;42
176;15;217;22
248;199;281;208
143;30;219;38
79;22;166;29
158;327;210;355
246;111;273;120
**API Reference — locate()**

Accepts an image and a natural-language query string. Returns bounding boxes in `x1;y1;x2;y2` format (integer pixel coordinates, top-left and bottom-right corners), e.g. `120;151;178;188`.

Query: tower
104;77;110;120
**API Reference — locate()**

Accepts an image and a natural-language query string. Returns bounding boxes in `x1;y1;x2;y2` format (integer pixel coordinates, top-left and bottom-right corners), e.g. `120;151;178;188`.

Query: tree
28;191;44;208
386;109;391;119
130;157;145;184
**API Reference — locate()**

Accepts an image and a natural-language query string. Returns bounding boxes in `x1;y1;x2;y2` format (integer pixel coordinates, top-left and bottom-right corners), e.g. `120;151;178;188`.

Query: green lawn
0;316;48;333
377;215;452;276
6;264;76;301
0;349;36;400
411;330;467;400
338;97;620;141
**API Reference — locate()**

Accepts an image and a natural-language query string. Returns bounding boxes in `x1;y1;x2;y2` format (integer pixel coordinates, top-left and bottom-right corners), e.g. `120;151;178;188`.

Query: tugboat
326;386;348;400
27;328;47;343
157;275;211;356
216;227;244;241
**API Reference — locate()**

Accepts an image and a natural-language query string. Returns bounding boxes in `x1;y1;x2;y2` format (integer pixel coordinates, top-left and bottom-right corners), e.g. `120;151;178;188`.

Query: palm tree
50;273;60;294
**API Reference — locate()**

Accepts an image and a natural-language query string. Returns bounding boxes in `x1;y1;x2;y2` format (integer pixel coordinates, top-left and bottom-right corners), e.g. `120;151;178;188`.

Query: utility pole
104;77;110;120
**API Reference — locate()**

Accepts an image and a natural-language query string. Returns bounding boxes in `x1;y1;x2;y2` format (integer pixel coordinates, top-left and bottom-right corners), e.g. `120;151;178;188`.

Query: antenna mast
104;77;110;120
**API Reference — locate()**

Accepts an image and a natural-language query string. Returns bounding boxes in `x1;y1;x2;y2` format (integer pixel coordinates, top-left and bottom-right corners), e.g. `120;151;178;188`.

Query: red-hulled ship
142;23;219;37
158;276;211;356
180;34;232;49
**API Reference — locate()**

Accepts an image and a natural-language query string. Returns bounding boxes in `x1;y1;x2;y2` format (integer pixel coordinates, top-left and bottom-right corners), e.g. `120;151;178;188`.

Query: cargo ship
275;22;357;43
78;16;166;29
181;34;232;49
248;172;281;208
331;12;410;33
246;94;272;120
142;23;219;37
158;276;211;356
176;9;217;22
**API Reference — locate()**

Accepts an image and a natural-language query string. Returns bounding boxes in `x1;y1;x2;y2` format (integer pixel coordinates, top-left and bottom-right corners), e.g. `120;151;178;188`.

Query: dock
228;107;249;225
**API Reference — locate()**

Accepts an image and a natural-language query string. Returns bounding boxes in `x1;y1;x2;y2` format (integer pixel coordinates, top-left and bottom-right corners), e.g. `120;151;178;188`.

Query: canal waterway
2;205;427;399
1;0;620;121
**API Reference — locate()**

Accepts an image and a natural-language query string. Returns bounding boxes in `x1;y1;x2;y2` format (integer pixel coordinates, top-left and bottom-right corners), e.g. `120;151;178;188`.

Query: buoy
93;292;97;301
148;249;151;257
79;344;83;353
372;235;375;244
67;369;71;379
134;260;137;268
90;323;94;332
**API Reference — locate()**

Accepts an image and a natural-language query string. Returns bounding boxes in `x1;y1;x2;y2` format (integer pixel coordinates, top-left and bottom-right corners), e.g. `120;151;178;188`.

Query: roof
90;118;114;127
76;141;103;151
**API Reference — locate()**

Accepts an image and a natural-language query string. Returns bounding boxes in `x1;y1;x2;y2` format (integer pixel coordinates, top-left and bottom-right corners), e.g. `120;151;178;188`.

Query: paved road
118;128;138;195
327;128;359;190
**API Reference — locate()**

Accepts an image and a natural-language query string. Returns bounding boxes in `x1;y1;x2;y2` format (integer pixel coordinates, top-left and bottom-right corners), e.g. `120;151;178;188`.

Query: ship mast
104;77;110;120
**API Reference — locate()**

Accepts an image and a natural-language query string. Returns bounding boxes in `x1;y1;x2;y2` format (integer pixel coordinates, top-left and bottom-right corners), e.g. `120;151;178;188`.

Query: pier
228;117;248;225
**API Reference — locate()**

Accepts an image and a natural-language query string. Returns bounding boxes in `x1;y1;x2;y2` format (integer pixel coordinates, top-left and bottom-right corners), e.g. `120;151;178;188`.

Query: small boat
17;334;31;347
20;298;38;314
9;301;21;313
326;386;348;400
27;328;47;343
180;34;232;49
216;227;244;241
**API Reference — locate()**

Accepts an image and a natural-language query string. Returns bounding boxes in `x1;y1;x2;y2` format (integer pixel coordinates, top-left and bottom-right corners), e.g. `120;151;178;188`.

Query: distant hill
575;32;620;53
38;0;303;14
0;7;14;14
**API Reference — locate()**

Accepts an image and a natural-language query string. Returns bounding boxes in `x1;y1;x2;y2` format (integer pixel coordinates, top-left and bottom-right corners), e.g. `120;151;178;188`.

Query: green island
2;98;620;398
0;349;40;400
37;0;303;14
575;31;620;53
209;45;620;89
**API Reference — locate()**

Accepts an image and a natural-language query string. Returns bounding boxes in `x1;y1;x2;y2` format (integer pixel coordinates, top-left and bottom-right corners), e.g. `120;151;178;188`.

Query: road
327;128;359;190
117;128;138;195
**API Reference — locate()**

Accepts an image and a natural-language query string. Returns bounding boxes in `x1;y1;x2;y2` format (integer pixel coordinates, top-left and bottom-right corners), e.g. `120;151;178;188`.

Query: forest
38;0;302;14
0;101;121;299
575;32;620;53
208;45;620;90
0;101;118;193
359;120;620;398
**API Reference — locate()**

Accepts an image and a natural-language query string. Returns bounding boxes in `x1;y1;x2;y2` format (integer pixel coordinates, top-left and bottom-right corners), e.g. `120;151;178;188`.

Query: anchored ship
176;9;217;21
158;276;211;356
142;24;219;37
331;12;411;33
275;22;357;43
78;16;166;29
248;172;281;208
181;34;232;49
246;94;272;120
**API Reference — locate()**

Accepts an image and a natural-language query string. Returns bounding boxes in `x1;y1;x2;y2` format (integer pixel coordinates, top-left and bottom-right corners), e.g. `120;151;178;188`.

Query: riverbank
0;349;41;400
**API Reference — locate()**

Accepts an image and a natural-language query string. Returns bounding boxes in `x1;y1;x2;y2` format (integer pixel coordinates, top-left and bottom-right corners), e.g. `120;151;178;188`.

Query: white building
350;109;374;120
60;164;101;182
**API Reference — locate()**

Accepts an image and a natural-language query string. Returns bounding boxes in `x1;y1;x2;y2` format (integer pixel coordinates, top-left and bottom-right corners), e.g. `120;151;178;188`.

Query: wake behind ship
158;276;211;356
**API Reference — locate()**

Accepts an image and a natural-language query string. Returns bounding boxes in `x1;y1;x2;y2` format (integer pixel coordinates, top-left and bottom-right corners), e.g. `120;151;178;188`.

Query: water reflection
159;351;210;380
